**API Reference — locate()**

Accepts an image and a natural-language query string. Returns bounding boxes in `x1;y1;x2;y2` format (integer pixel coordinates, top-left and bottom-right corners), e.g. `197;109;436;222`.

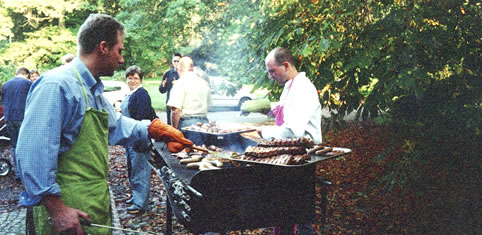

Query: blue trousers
125;145;151;210
7;120;22;179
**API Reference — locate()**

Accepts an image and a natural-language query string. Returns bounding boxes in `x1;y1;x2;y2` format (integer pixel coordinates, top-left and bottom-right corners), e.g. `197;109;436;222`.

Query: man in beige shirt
167;56;212;129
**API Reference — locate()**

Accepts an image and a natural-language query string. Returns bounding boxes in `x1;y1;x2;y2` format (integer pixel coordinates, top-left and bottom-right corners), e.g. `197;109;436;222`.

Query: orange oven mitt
148;119;193;152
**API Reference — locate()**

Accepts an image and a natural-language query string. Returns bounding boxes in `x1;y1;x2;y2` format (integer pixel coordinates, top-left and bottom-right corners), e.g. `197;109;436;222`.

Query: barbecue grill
149;131;350;234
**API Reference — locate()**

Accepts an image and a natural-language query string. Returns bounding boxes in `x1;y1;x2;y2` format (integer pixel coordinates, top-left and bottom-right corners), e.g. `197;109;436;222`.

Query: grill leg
319;178;332;235
26;207;36;235
166;194;172;235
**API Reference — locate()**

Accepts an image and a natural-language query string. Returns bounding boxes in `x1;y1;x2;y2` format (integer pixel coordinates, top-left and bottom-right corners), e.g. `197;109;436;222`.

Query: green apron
33;70;111;234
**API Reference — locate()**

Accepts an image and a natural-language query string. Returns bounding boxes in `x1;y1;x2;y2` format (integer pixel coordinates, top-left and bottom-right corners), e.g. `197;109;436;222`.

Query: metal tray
217;147;352;167
181;127;256;136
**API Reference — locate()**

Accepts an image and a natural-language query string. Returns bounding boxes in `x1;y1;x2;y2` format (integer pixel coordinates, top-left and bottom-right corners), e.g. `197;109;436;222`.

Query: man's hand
148;119;193;152
43;195;90;235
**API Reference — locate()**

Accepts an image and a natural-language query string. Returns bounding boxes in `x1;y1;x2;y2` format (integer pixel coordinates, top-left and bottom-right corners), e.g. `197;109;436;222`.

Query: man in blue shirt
16;14;192;234
1;67;32;180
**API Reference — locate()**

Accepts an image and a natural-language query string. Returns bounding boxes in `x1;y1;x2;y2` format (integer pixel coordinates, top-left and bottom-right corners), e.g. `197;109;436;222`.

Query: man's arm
42;195;89;234
170;107;181;129
159;70;170;93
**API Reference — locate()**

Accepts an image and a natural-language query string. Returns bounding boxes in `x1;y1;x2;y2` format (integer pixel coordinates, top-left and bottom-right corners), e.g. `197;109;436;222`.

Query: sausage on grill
257;137;314;148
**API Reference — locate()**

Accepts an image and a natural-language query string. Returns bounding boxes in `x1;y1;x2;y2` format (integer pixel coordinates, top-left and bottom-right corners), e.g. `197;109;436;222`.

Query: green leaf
319;38;330;52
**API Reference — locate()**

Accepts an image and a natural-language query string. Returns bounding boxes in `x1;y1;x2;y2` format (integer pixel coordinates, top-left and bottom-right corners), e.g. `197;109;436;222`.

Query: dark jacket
128;87;154;121
159;67;179;102
128;87;156;152
2;77;32;121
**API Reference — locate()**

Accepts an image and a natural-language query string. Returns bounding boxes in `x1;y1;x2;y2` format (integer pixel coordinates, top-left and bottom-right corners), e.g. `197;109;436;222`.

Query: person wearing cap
16;14;192;235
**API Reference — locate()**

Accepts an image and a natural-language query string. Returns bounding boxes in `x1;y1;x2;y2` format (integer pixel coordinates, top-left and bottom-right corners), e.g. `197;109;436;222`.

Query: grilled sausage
315;147;333;155
179;155;202;164
307;145;325;154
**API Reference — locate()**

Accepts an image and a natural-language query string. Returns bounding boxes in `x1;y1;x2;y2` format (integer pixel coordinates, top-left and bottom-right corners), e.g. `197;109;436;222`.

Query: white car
209;76;268;110
102;80;130;106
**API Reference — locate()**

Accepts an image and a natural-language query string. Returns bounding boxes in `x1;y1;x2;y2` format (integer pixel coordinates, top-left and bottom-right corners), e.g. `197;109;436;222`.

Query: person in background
16;14;192;235
29;69;40;82
120;65;153;214
167;56;212;130
259;47;322;235
1;67;32;180
159;52;181;125
61;53;75;65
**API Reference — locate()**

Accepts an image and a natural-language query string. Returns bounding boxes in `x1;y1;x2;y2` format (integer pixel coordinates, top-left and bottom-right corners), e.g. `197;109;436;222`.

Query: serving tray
217;147;352;167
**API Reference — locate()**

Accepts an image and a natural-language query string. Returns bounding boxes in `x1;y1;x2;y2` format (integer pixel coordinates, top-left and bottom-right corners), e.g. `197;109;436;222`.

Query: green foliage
0;26;76;71
0;8;14;41
0;0;82;28
0;63;15;83
117;0;208;75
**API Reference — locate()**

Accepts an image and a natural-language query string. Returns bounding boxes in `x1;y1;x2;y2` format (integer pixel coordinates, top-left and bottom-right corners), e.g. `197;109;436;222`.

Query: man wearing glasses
159;52;182;125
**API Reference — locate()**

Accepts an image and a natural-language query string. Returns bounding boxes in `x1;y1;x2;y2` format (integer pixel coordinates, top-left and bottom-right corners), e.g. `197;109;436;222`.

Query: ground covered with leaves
108;121;415;234
1;121;476;234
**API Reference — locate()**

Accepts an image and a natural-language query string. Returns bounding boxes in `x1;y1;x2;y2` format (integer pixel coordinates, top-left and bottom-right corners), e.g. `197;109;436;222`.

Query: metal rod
319;178;332;235
166;194;172;235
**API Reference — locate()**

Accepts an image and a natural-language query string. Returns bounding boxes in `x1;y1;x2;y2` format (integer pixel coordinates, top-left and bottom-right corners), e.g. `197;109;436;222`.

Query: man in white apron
260;47;322;235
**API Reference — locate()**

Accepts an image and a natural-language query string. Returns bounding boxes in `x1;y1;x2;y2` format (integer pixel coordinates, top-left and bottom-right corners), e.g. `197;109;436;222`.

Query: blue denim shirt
16;58;150;206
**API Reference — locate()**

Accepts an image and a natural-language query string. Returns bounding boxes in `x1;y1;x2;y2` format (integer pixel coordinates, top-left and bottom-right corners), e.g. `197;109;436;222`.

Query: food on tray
186;158;221;170
208;145;223;152
239;154;310;165
325;150;345;156
171;151;190;159
244;146;306;158
179;155;202;164
315;147;333;155
183;121;253;134
239;137;314;165
202;157;224;167
307;144;325;154
258;137;314;149
191;144;209;152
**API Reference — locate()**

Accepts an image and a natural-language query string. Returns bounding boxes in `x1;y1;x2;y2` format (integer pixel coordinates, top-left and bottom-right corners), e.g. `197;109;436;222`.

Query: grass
142;77;166;111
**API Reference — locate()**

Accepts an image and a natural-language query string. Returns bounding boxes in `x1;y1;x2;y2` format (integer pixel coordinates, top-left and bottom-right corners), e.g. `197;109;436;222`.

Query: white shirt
167;71;212;117
261;72;322;144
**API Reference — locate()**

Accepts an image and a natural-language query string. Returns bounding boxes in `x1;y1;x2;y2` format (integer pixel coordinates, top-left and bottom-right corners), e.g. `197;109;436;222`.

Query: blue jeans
125;145;151;210
7;120;22;179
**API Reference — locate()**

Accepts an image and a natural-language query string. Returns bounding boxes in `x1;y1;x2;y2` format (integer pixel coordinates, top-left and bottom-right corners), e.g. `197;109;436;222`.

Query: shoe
125;198;133;205
126;205;144;215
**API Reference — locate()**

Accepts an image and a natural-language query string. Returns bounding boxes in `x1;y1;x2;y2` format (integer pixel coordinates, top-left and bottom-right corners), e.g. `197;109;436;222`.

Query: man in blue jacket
1;67;32;180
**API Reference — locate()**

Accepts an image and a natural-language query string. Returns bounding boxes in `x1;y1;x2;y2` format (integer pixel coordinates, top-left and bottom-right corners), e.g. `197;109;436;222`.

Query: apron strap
74;68;89;107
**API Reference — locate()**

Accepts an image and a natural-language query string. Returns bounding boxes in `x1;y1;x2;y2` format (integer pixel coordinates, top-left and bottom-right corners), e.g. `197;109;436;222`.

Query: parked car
209;76;268;110
102;80;129;106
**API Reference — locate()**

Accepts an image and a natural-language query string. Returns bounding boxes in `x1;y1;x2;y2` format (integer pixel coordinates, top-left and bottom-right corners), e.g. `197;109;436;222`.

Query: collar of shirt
71;58;105;99
178;71;198;80
283;72;306;87
127;84;143;95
